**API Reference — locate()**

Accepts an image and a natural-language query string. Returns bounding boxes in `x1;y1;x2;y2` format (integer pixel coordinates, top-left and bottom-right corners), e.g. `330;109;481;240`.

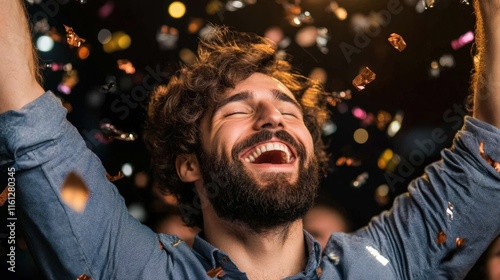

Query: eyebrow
213;89;303;114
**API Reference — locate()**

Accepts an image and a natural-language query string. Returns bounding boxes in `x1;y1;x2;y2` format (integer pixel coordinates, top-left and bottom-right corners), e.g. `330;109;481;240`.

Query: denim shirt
1;92;499;279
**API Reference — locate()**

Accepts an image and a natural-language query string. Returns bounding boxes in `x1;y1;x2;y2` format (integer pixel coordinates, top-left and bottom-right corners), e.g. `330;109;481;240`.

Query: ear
175;154;202;183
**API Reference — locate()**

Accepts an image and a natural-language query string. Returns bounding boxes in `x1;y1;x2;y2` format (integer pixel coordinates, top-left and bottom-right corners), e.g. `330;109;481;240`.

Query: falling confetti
388;33;407;52
436;230;447;244
100;82;116;93
352;67;376;91
336;157;362;167
451;31;474;50
77;274;92;280
455;237;465;248
206;267;225;278
351;172;369;188
446;202;454;222
100;123;137;142
60;172;90;213
424;0;435;9
64;25;86;48
327;252;340;265
117;59;136;74
479;142;500;172
0;186;9;206
106;171;125;182
58;70;79;95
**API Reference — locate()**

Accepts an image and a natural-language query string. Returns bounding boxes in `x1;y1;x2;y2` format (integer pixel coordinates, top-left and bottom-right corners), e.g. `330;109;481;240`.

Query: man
1;1;499;279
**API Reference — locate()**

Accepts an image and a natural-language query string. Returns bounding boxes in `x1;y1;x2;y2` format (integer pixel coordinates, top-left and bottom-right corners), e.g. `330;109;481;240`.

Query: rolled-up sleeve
354;116;500;279
0;92;168;279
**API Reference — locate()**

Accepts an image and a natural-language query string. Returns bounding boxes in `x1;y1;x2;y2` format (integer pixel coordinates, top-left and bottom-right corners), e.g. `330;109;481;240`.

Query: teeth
243;142;293;164
266;143;274;151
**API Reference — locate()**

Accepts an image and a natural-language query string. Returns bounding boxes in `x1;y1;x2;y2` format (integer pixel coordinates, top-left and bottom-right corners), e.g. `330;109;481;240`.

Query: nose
253;101;285;130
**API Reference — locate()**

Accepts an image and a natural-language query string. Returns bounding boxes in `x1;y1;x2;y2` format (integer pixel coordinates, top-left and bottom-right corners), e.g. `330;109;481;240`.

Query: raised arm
473;0;500;128
0;0;44;113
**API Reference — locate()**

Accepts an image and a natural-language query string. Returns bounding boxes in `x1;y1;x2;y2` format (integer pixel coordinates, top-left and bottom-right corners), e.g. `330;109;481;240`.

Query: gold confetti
388;33;407;52
106;171;124;182
455;237;465;248
64;25;86;48
61;172;90;213
352;67;376;91
336;157;361;167
117;59;136;74
479;142;500;173
0;186;9;206
77;274;92;280
206;266;225;278
436;230;447;244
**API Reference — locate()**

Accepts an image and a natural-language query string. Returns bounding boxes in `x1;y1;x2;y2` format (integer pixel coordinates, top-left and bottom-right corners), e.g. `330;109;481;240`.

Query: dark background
1;0;488;278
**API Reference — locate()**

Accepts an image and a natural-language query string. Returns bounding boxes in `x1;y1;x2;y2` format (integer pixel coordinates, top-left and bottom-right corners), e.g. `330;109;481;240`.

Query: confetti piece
351;172;369;188
206;267;225;278
388;33;407;52
106;171;124;182
479;142;500;173
455;237;465;248
100;123;138;142
336;157;362;167
0;186;9;206
64;25;86;48
77;274;92;280
436;230;447;244
100;82;116;93
446;202;454;222
61;172;90;213
117;59;136;74
424;0;435;9
352;67;376;91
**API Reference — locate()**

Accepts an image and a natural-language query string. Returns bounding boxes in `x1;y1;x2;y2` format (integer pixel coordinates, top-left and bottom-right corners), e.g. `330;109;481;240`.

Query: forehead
225;72;297;101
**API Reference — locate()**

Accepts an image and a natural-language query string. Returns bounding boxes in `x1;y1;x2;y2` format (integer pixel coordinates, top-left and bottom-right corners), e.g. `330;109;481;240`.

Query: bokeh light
169;1;186;18
36;35;54;52
353;128;369;144
122;163;133;177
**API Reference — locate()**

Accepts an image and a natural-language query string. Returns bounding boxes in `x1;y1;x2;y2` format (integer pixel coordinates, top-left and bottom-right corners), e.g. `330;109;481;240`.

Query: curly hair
144;26;329;228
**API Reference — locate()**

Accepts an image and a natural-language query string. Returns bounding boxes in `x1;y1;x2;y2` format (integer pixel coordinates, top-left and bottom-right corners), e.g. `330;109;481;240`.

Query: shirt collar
191;230;323;278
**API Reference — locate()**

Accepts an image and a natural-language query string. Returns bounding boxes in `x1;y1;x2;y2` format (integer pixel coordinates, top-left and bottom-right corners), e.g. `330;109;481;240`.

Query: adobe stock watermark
6;167;17;273
384;98;469;189
110;64;170;120
29;0;72;26
339;0;404;63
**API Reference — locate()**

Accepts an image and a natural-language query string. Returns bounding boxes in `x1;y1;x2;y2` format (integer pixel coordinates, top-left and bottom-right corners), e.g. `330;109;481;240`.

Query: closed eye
281;112;299;118
224;112;248;117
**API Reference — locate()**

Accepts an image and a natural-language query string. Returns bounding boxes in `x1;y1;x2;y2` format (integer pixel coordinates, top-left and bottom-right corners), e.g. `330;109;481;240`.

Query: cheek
211;125;244;157
488;258;500;276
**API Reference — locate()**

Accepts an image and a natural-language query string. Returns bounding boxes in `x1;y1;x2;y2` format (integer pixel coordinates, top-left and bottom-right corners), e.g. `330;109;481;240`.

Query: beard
197;130;320;233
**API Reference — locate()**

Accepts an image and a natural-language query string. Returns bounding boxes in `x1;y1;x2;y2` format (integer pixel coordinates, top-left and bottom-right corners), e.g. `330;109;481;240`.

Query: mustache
231;130;306;160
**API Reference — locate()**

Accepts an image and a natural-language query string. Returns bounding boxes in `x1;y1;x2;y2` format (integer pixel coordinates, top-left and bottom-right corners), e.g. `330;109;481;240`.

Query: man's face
197;72;319;231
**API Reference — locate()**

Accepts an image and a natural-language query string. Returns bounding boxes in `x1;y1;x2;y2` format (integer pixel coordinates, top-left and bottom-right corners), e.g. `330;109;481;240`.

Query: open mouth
242;142;295;164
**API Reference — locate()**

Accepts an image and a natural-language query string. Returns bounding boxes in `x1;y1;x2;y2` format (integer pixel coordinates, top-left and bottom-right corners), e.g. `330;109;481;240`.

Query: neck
203;205;308;280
